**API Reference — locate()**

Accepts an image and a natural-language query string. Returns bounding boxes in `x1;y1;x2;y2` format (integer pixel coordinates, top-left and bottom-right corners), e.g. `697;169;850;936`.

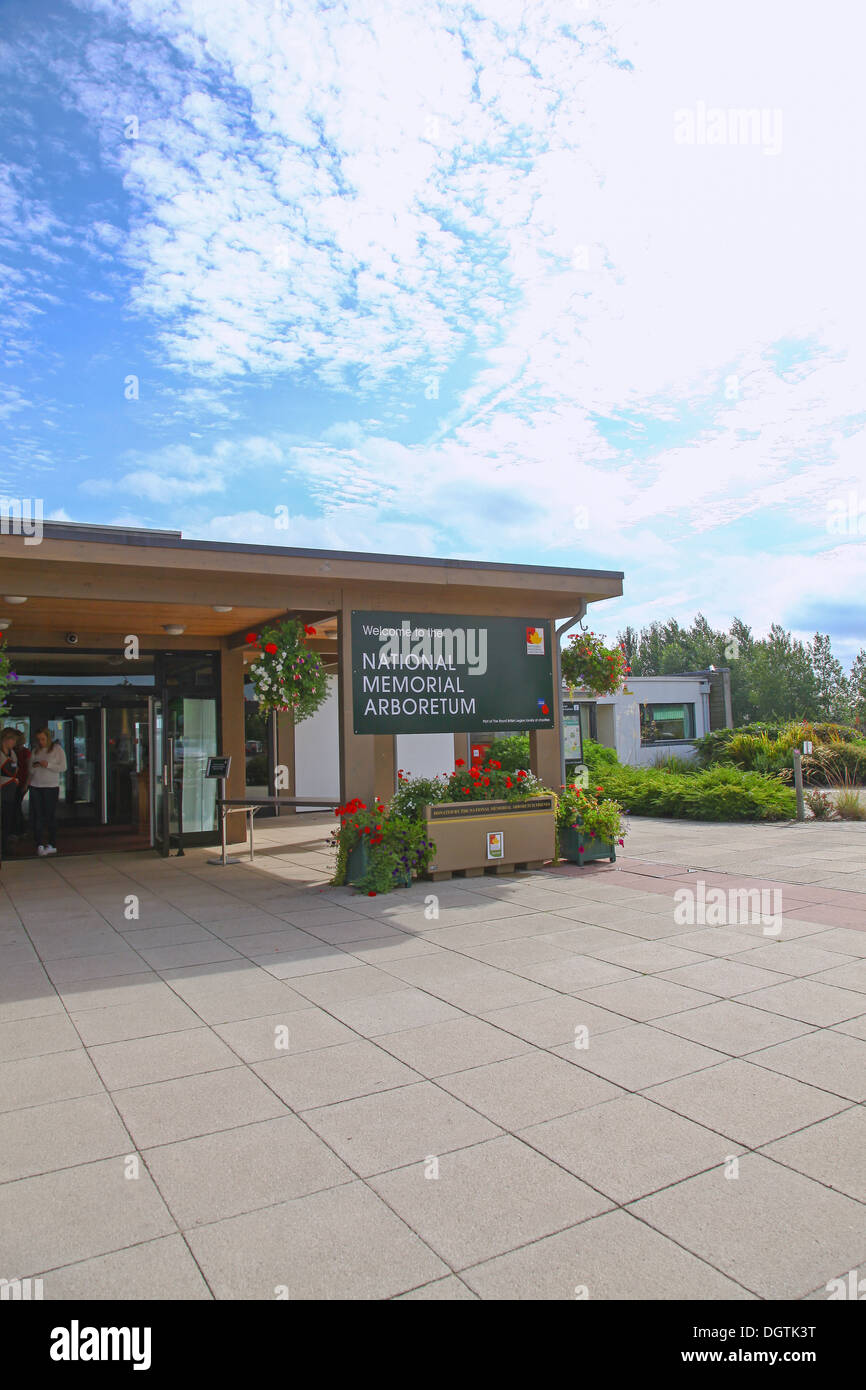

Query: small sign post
793;748;806;822
205;756;240;865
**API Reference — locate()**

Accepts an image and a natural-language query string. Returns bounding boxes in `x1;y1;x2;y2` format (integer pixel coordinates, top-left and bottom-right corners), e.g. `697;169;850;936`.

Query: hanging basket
246;619;329;722
560;630;630;696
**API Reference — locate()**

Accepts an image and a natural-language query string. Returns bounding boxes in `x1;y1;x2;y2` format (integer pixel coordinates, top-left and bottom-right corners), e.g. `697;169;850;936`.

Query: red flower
455;758;465;767
596;786;603;793
541;704;549;714
245;632;258;644
488;760;501;769
304;624;316;636
505;777;513;788
462;788;470;795
482;777;490;786
264;642;278;655
368;890;377;896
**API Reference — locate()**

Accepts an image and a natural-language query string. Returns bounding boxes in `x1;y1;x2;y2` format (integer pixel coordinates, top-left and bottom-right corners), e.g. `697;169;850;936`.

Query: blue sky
1;0;864;662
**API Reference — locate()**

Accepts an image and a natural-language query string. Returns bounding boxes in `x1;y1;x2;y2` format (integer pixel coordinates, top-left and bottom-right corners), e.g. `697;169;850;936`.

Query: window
640;702;696;744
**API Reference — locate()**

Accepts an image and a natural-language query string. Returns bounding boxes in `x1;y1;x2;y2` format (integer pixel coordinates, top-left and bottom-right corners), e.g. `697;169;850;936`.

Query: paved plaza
1;814;865;1300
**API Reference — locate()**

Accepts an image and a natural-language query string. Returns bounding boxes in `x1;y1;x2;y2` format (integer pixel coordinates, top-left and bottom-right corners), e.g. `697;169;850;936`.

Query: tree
745;625;818;722
611;615;853;725
849;650;866;730
810;633;851;723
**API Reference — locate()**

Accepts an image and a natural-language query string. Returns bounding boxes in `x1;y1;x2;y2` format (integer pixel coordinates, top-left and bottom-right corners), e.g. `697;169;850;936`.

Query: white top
29;744;67;788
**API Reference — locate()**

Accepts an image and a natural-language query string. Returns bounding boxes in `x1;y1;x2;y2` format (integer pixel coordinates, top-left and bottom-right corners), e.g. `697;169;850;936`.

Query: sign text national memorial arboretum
351;612;555;735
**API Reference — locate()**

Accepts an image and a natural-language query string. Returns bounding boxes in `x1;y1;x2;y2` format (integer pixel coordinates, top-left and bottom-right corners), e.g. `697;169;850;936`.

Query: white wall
294;694;456;809
395;732;455;783
594;678;709;767
294;676;340;810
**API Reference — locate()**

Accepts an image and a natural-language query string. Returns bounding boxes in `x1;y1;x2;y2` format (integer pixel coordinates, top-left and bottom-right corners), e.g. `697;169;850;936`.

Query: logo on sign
526;626;545;655
487;832;504;860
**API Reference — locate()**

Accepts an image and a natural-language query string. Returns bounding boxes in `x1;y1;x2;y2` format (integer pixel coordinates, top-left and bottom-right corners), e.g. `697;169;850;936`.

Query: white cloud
3;0;864;651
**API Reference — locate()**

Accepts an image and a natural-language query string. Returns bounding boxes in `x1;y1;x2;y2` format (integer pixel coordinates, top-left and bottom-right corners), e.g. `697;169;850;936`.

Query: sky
1;0;864;662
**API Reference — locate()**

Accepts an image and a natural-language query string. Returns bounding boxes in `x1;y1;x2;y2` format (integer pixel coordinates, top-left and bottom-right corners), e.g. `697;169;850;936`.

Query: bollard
793;748;805;822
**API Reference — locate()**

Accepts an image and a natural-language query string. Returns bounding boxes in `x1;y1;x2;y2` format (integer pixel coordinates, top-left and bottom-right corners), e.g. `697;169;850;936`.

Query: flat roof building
0;521;623;854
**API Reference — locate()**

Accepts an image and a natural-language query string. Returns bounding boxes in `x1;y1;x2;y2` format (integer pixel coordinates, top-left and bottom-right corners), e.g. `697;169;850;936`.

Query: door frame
151;652;222;855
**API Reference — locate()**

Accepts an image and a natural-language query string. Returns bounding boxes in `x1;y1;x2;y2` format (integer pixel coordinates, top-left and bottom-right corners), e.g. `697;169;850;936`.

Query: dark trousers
30;786;60;849
0;784;16;855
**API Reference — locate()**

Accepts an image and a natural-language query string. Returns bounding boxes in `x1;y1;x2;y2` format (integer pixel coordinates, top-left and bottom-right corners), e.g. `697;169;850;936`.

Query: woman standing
13;728;30;837
29;727;67;857
0;728;19;861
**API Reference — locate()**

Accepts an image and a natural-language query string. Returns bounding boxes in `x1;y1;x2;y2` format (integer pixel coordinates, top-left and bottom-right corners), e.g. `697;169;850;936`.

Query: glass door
148;658;218;845
166;695;218;840
150;695;168;856
48;710;100;821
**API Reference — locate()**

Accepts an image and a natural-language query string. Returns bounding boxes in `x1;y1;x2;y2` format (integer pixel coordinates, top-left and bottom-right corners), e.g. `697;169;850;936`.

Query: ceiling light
162;624;186;636
0;618;10;630
212;605;233;613
4;596;27;604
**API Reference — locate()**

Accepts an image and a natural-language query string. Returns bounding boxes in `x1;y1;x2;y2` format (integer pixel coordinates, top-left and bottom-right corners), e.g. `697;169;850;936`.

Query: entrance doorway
5;650;154;855
6;648;222;857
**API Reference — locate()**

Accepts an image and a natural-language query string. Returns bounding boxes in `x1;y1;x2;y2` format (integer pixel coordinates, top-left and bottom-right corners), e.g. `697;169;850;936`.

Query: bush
651;753;697;775
389;773;448;822
695;722;866;772
481;733;530;774
834;790;866;821
583;738;620;775
556;784;626;841
330;796;435;891
802;744;866;787
805;790;835;820
592;762;796;822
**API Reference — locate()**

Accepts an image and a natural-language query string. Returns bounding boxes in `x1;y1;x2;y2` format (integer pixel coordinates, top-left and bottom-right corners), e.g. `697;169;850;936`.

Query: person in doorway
29;727;67;857
12;729;30;837
0;728;20;860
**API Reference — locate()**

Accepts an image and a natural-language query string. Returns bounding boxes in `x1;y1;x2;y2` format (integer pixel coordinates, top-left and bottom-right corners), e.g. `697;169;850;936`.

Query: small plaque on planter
572;763;589;788
486;831;504;860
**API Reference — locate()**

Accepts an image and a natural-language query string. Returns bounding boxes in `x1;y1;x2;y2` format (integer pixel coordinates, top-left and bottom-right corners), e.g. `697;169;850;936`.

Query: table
209;796;340;865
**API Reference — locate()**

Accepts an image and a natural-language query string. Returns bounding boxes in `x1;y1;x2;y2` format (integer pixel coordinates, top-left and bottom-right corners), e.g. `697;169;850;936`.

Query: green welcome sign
351;611;555;735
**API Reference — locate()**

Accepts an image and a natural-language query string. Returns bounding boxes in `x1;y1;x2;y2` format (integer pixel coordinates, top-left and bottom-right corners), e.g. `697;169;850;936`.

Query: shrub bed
695;722;866;779
584;740;796;821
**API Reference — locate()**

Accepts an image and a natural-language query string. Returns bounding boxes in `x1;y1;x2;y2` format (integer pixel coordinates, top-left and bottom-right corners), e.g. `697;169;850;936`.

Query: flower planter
344;839;411;889
558;824;616;865
423;796;556;879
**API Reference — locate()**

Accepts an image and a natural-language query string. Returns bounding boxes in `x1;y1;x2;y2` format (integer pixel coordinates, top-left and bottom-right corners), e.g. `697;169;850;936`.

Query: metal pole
219;777;228;861
268;712;279;816
207;776;241;865
793;749;805;821
553;628;566;789
555;605;587;790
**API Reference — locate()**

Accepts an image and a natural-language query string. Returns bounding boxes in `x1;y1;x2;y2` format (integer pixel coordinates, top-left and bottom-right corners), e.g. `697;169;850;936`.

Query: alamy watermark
1;1275;44;1300
0;497;43;544
370;619;488;676
827;492;866;536
674;880;782;936
674;103;783;156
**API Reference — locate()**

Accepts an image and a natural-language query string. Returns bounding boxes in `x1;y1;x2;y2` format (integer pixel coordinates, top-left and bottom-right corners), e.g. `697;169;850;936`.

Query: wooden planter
558;824;616;865
423;796;556;881
344;839;411;889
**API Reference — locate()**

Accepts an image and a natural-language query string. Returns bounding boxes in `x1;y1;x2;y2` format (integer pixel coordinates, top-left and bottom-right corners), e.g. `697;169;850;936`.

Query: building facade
0;522;623;855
